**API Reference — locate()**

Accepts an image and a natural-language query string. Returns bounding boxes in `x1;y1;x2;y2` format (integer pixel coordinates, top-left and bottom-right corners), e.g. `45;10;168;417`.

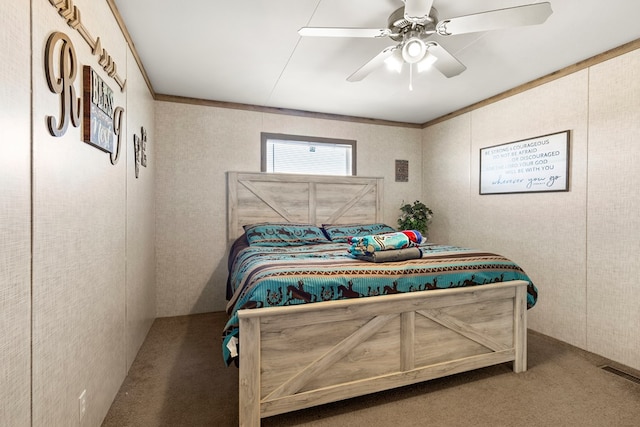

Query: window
261;133;356;176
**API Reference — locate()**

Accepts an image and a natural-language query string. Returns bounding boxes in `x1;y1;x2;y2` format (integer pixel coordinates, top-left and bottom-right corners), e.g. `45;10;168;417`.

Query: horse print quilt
222;237;537;366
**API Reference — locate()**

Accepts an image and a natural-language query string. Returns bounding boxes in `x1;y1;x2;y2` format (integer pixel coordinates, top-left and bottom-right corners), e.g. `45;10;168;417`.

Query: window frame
260;132;357;176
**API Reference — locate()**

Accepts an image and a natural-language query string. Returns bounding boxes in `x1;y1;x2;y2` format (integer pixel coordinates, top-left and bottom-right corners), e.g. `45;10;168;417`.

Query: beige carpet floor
102;312;640;427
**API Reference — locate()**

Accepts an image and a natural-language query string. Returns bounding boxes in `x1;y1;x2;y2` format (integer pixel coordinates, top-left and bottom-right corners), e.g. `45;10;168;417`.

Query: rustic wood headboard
227;171;384;241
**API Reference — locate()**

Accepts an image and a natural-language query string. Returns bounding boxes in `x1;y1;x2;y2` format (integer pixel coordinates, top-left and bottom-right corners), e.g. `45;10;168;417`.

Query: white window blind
261;134;355;176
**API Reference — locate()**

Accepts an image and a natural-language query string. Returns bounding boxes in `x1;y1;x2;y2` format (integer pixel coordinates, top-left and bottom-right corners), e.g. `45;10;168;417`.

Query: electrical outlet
78;389;87;422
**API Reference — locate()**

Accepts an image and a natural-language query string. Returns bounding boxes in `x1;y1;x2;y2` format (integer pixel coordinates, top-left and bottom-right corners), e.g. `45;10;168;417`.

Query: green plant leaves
397;200;433;235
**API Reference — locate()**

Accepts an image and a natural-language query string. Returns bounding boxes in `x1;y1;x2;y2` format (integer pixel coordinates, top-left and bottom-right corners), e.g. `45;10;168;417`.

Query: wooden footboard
238;280;528;426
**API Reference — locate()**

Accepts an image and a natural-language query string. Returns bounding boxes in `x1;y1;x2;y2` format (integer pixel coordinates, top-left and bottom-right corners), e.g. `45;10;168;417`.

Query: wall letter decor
111;106;124;165
133;127;148;178
44;32;81;137
48;0;126;91
140;127;147;168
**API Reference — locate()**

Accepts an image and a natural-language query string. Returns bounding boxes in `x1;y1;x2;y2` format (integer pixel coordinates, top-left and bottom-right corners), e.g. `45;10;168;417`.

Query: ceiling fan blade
347;46;399;82
425;42;466;78
298;27;391;38
436;2;552;36
404;0;435;22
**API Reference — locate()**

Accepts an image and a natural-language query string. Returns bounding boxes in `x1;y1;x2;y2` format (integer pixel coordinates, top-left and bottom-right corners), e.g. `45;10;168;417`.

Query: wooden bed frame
227;171;528;427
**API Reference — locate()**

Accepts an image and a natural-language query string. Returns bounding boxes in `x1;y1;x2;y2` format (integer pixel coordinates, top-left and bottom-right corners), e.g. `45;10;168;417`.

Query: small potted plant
397;200;433;236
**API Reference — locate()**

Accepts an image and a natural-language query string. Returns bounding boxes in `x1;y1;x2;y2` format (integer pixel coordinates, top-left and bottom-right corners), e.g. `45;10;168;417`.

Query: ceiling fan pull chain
409;63;414;91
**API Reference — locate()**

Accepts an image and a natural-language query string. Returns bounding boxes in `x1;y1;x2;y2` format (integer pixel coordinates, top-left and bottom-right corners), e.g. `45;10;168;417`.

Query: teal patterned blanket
348;230;422;256
222;240;537;366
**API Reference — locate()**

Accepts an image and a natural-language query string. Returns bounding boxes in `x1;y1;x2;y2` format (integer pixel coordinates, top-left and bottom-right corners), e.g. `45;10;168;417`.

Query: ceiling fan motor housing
388;6;438;42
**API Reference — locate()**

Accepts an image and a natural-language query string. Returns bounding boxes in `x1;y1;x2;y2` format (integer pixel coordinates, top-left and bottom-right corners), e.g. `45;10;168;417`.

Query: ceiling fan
298;0;553;86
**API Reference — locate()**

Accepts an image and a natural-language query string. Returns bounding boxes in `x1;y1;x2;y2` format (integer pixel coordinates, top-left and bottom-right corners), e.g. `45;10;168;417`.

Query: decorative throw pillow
321;223;396;243
243;223;330;246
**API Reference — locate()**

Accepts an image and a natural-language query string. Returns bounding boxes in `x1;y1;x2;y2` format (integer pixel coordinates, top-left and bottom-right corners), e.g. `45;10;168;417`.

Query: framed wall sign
480;130;570;195
395;160;408;182
83;66;116;153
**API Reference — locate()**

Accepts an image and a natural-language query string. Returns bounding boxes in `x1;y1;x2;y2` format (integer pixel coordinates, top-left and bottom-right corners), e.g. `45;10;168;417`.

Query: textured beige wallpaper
423;50;640;371
469;71;590;349
27;1;156;425
154;103;422;316
422;114;472;246
155;104;263;317
31;3;127;425
586;48;640;370
0;2;31;426
125;48;156;370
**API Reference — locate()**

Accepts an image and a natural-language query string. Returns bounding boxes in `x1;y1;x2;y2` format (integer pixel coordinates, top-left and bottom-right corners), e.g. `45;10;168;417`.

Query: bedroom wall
155;103;423;316
423;48;640;371
124;47;157;370
0;1;156;425
1;2;31;426
586;49;640;371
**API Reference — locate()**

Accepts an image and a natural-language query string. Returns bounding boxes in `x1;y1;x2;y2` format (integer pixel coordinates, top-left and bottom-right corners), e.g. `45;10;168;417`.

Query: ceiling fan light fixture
401;37;426;63
417;51;437;72
384;53;403;73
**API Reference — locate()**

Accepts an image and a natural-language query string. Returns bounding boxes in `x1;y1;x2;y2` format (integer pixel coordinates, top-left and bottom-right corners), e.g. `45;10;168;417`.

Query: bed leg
239;316;261;427
513;285;527;373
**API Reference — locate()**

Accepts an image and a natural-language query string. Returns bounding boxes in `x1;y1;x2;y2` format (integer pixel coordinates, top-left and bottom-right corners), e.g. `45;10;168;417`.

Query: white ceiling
113;0;640;125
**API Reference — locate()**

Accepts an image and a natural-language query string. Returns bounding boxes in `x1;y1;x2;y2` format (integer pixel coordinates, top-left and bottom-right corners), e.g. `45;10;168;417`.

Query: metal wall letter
111;106;124;165
140;127;147;167
44;32;81;137
133;126;148;178
133;133;141;178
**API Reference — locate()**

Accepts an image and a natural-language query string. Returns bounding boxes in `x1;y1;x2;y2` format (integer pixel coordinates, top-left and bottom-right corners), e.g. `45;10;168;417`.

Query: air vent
600;365;640;385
